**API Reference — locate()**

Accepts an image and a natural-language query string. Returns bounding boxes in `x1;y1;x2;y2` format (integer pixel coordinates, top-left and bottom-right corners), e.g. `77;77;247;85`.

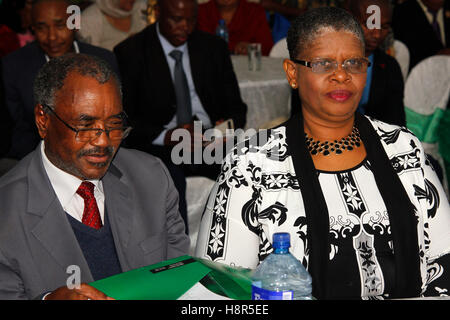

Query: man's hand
44;283;115;300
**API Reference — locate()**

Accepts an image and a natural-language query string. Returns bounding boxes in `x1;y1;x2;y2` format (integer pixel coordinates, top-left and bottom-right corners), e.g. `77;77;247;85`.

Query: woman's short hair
287;6;365;59
33;53;122;110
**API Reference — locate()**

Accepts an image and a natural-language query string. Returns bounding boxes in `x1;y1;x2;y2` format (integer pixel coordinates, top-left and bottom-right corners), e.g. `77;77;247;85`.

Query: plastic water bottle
215;19;229;44
251;233;313;300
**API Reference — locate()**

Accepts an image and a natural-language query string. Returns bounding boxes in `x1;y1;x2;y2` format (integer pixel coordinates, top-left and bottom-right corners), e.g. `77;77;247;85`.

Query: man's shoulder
0;152;35;198
394;0;421;16
373;49;402;70
188;29;228;55
112;147;168;177
77;41;116;60
1;41;42;69
114;25;154;54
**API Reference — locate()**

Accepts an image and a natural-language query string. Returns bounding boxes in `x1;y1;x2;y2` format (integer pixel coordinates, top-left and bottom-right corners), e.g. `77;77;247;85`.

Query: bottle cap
219;19;225;26
273;232;291;249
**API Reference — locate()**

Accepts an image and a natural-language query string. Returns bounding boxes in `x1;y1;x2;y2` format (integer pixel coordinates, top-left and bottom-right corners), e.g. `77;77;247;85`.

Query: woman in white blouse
77;0;147;51
195;6;450;299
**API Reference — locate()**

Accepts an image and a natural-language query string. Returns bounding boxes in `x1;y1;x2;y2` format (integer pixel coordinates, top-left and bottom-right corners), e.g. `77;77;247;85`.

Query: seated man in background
392;0;450;71
0;53;189;300
114;0;247;232
196;0;274;55
346;0;406;127
1;0;119;160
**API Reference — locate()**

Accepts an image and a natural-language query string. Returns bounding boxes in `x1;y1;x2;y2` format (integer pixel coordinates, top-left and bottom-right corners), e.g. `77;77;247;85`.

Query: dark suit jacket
0;145;189;299
291;49;406;127
1;41;120;160
363;49;406;127
392;0;450;71
113;24;247;154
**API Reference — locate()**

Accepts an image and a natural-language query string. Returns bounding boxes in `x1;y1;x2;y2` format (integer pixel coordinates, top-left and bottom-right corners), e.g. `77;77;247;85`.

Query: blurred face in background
357;0;391;56
157;0;197;47
118;0;136;11
215;0;239;8
31;0;75;58
422;0;444;12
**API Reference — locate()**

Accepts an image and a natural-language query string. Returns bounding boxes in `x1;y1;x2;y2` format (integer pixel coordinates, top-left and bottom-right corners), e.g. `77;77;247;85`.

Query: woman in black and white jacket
195;7;450;299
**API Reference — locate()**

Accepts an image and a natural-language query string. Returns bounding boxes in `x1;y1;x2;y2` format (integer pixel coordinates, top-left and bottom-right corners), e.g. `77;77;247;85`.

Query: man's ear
283;58;299;89
35;104;49;139
154;3;160;21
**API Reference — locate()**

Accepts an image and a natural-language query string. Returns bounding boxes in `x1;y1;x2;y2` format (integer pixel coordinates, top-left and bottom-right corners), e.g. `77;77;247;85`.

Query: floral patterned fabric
194;116;450;299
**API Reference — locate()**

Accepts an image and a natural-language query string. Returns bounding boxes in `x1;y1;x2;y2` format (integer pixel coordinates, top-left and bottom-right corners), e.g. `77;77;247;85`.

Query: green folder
90;255;211;300
90;255;253;300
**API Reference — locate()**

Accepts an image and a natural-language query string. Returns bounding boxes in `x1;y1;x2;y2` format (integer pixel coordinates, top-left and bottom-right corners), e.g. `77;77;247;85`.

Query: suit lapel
187;33;205;105
145;25;176;102
101;163;135;272
27;148;93;283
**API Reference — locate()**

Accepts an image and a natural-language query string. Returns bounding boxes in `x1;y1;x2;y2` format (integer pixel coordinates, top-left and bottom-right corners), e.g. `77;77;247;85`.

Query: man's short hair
287;6;365;59
33;53;122;109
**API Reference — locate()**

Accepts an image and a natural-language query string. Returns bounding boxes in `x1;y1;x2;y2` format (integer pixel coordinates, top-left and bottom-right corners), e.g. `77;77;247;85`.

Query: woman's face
285;30;367;125
118;0;136;11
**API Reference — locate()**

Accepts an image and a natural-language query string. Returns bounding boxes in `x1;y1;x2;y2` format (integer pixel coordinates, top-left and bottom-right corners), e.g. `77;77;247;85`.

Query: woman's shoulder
80;2;102;18
224;126;289;171
365;116;423;155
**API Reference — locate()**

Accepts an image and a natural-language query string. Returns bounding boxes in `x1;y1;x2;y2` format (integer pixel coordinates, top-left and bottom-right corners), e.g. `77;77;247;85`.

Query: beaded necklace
304;126;361;156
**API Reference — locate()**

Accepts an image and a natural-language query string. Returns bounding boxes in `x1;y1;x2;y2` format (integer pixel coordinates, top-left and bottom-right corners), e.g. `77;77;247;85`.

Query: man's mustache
77;146;115;158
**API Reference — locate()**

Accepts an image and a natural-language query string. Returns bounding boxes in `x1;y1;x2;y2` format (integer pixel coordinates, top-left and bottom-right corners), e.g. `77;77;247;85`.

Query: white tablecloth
231;56;291;130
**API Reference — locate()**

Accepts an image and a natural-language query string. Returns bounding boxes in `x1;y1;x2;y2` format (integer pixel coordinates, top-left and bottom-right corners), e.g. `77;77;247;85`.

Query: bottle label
251;285;293;300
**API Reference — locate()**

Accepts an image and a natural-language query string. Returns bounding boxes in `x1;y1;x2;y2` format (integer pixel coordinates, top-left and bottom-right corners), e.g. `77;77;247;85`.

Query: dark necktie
169;49;192;125
76;181;103;230
428;9;442;43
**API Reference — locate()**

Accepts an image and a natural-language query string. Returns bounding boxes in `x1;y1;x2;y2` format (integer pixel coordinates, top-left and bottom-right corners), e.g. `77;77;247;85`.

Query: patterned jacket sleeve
416;138;450;296
194;151;261;269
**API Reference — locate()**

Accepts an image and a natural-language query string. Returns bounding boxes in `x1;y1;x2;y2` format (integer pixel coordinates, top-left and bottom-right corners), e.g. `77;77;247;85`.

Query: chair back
269;38;289;58
404;55;450;196
186;176;216;255
393;39;410;82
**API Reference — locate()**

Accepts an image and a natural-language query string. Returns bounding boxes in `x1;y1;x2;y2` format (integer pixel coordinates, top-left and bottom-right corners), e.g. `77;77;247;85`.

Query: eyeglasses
42;104;132;142
292;57;371;74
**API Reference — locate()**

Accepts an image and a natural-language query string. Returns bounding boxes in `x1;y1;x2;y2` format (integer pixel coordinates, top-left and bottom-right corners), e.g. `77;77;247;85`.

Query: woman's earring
291;82;297;89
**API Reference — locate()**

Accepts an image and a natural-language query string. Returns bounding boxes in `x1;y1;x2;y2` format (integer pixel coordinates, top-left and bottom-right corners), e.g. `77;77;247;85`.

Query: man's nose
90;129;110;147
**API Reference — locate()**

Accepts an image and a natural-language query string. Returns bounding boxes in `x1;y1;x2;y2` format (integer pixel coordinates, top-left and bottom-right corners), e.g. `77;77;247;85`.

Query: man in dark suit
1;0;120;160
392;0;450;71
114;0;247;231
0;53;189;300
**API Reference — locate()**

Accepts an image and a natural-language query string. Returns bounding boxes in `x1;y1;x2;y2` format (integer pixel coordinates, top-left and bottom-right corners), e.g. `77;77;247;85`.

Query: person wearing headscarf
77;0;148;51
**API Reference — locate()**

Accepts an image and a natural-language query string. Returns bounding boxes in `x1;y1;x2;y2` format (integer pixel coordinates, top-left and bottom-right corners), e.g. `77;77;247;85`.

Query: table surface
231;56;288;88
231;56;291;130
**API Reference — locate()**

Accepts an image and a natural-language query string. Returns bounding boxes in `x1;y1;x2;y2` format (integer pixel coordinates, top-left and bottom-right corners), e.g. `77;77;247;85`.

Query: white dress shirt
40;141;105;224
417;0;447;46
152;23;212;145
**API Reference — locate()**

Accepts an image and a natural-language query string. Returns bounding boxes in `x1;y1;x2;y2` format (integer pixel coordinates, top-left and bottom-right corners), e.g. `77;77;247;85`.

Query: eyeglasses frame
41;104;132;142
292;57;372;74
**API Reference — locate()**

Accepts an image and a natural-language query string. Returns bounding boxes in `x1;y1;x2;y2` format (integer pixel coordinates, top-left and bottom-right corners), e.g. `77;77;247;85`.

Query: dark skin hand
44;283;115;300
